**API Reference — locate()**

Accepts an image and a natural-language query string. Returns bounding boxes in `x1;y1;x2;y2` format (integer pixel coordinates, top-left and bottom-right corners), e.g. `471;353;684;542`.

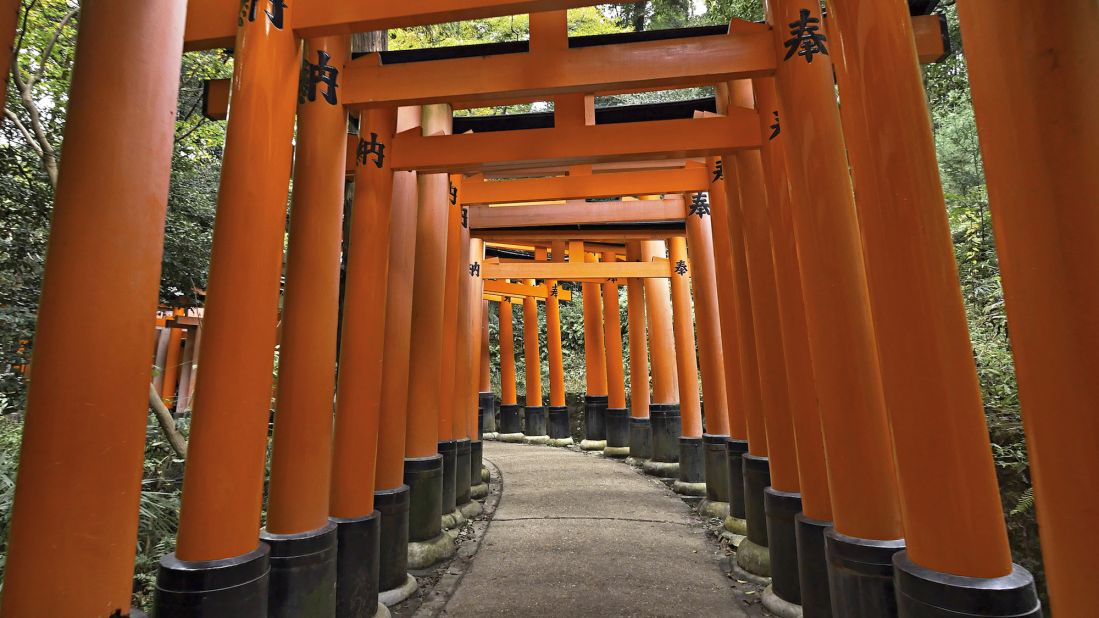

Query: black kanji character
461;207;469;229
769;111;781;140
784;8;829;63
356;133;385;169
712;159;724;183
674;260;689;276
449;184;458;205
247;0;287;30
550;284;559;297
689;192;711;218
300;50;340;105
469;262;481;277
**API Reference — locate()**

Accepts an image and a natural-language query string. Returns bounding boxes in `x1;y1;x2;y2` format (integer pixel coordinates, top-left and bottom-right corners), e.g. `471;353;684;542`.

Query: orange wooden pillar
640;240;681;477
175;328;197;416
478;297;497;438
957;8;1096;612
159;325;184;406
683;189;734;513
705;155;753;535
152;326;170;393
546;241;571;445
831;0;1041;613
576;242;609;450
437;169;463;530
752;77;834;612
667;234;705;495
764;1;903;612
601;251;630;457
373;107;422;601
263;35;352;615
450;175;480;518
0;3;185;614
404;103;456;565
729;85;802;586
624;241;651;463
468;239;490;492
160;1;300;611
0;0;18;104
497;298;523;439
523;251;550;442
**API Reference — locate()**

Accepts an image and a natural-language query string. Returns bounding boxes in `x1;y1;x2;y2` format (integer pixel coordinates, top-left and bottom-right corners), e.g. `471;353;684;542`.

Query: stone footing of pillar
765;488;803;606
794;514;832;618
703;434;730;505
726;438;749;522
459;497;484;519
438;441;458;523
455;439;472;506
155;543;271;617
405;455;454;569
470;441;487;499
523;406;549;444
823;528;904;617
645;403;681;478
627;416;652;466
331;512;381;618
375;486;410;598
673;437;707;496
892;552;1041;618
738;453;772;577
604;408;630;457
479;392;496;435
441;508;466;531
481;466;490;483
259;523;337;618
762;584;805;618
582;394;609;448
498;404;522;435
378;574;417;608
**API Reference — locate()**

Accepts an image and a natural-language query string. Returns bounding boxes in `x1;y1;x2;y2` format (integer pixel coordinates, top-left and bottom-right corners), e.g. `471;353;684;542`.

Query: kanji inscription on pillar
469;262;481;277
461;207;469;229
689;193;711;218
770;111;781;140
243;0;287;29
784;9;829;63
674;260;688;276
449;183;458;206
300;50;339;106
551;284;558;297
356;133;386;168
712;160;724;182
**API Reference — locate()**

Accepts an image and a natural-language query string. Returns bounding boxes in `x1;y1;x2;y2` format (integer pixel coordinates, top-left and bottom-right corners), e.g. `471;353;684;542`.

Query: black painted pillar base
470;440;488;500
795;514;833;618
673;436;707;496
331;512;381;618
547;406;571;444
764;488;803;605
260;522;337;618
455;439;472;506
479;391;496;435
703;434;730;504
825;528;904;618
404;456;443;543
626;416;652;465
523;406;549;443
580;394;609;450
497;404;523;440
725;439;749;522
737;453;772;577
375;486;410;595
155;544;270;617
643;403;681;477
604;408;630;457
438;441;458;517
893;552;1041;618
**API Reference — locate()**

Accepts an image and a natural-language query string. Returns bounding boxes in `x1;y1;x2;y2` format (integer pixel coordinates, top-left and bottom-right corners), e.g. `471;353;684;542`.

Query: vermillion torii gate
2;1;1092;618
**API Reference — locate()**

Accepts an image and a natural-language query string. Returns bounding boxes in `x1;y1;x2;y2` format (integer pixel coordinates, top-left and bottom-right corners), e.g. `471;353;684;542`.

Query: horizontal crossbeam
390;110;760;173
470;198;685;228
482;260;671;280
483;280;572;301
476;226;684;242
183;0;630;51
462;168;708;204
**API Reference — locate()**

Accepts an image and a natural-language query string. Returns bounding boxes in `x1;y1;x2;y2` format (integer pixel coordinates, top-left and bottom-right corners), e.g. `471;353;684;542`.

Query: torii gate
3;1;1090;618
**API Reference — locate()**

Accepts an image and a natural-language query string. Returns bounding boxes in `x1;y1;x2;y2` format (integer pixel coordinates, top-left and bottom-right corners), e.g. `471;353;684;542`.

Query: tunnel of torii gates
0;0;1093;617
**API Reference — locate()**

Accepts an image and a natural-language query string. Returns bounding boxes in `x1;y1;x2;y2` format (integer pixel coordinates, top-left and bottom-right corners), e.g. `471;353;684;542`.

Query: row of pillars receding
0;2;1095;618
